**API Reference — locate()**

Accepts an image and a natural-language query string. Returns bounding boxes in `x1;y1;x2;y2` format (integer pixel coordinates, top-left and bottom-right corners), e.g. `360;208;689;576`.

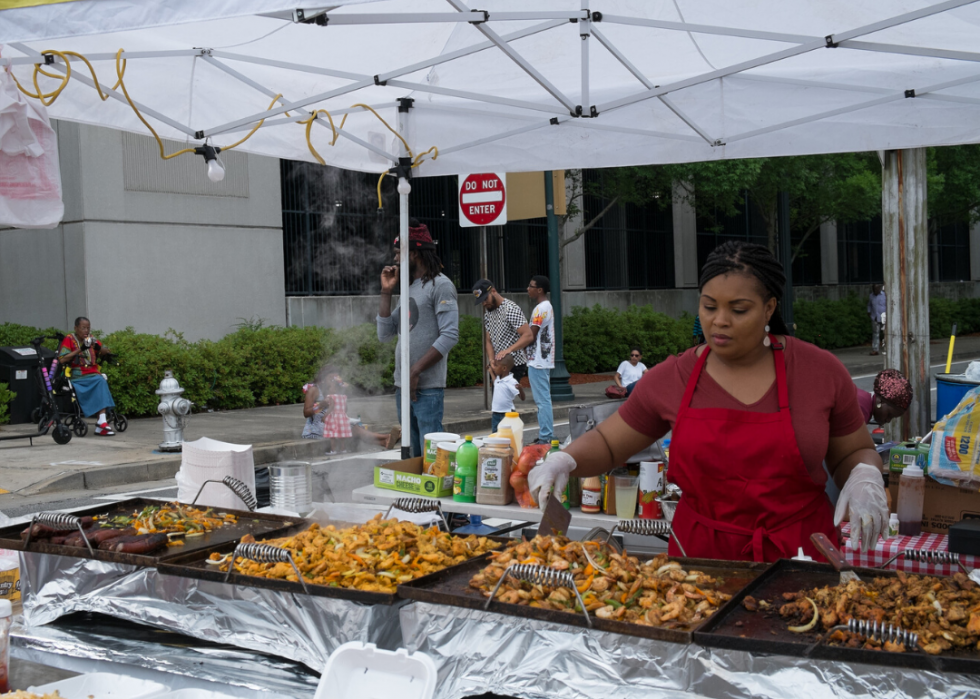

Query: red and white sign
458;173;507;227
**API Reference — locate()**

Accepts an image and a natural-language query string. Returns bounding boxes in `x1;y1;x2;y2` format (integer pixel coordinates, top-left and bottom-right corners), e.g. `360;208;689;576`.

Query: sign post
459;173;507;228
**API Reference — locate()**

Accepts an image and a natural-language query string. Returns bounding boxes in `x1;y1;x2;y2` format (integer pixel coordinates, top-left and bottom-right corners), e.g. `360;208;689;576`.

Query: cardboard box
374;457;453;498
889;477;980;534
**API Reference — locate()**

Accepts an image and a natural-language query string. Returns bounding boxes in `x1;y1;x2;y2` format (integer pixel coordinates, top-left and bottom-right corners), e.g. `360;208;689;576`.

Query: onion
402;554;411;564
788;597;820;633
655;562;682;576
205;555;230;566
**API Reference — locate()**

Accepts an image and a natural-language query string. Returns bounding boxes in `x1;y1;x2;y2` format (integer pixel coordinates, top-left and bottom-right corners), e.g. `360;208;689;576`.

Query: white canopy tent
3;0;979;449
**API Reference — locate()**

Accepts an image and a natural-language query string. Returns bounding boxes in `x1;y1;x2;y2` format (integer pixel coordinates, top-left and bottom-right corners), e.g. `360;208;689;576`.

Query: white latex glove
528;451;577;512
834;462;889;553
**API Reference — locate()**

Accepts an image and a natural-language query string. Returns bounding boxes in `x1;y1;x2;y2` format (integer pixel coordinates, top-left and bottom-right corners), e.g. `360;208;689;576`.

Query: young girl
303;366;397;453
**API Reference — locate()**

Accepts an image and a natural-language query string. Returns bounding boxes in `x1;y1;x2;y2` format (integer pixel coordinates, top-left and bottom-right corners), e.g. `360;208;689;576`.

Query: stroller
36;335;128;438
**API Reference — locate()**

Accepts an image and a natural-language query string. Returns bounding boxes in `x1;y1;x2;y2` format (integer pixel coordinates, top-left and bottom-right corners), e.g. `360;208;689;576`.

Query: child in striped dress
306;367;398;453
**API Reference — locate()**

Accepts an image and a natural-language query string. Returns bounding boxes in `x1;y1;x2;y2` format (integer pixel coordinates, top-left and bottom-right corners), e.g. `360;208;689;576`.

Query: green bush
793;294;869;349
0;383;14;425
562;305;689;374
446;315;483;388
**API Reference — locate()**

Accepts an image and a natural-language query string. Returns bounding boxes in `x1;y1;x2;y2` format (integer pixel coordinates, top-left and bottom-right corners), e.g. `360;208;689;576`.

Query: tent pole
397;107;412;459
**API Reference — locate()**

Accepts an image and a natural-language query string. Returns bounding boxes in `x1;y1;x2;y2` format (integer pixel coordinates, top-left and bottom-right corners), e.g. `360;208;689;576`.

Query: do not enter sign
458;173;507;227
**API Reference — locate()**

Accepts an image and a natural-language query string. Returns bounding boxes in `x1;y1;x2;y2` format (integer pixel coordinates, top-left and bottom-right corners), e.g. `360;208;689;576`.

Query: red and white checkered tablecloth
841;522;979;576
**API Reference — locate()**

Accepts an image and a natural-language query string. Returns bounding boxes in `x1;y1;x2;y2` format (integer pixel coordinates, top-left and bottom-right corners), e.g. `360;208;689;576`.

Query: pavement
2;334;979;503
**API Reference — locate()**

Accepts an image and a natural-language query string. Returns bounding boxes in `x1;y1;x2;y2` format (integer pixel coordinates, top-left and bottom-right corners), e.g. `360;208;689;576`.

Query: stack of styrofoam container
175;437;256;511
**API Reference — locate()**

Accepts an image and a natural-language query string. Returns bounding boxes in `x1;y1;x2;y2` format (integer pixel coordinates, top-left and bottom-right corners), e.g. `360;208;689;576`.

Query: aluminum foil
20;552;404;671
400;602;980;699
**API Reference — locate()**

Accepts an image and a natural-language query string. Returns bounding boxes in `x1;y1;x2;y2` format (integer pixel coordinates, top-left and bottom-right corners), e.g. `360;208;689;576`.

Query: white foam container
29;672;169;699
316;642;436;699
153;689;241;699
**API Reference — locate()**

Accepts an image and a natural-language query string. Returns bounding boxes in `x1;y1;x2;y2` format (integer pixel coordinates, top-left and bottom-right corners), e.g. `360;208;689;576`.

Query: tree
561;154;882;263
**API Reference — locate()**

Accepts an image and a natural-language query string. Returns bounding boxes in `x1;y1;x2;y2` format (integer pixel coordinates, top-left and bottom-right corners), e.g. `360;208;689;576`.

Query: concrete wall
0;121;285;340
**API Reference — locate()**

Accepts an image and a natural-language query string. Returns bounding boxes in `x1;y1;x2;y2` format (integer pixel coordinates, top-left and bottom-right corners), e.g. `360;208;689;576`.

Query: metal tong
878;548;970;573
383;497;449;531
806;618;920;658
190;476;257;511
224;542;308;593
585;518;687;557
23;512;94;555
485;563;591;627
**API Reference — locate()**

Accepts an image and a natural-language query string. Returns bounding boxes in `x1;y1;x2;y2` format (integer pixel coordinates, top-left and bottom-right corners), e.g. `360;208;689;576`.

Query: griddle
694;558;980;675
0;498;299;567
398;554;767;643
158;532;509;606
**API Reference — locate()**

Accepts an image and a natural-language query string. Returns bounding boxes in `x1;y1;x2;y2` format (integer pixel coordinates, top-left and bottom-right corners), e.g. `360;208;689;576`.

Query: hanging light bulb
207;158;226;182
194;143;225;182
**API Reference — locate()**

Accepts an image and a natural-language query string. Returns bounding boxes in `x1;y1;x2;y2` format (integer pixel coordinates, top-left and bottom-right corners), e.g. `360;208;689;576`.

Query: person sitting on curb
614;347;647;397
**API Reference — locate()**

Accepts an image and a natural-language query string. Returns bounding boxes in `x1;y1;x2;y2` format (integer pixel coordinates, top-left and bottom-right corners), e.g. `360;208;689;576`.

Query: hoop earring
763;324;771;347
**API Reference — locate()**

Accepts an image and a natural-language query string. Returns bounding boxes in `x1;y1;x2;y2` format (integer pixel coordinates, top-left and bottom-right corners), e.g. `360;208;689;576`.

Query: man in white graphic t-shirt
497;275;555;444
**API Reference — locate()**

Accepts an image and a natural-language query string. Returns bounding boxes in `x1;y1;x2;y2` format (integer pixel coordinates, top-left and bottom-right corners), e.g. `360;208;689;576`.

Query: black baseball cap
471;279;494;305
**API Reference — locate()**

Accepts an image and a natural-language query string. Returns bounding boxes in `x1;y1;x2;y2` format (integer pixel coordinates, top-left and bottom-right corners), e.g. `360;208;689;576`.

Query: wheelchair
31;341;129;438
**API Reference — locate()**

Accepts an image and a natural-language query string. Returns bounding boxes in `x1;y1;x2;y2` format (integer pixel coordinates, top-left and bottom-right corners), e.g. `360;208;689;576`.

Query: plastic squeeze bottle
453;436;479;503
581;477;602;513
897;463;926;536
497;412;524;456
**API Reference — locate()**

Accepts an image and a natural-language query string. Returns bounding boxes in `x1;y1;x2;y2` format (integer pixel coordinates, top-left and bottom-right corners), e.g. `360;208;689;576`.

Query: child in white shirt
491;354;525;432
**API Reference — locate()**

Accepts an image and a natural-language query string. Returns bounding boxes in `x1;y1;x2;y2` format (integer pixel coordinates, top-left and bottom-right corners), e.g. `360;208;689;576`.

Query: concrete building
0;122;285;340
2;122;979;339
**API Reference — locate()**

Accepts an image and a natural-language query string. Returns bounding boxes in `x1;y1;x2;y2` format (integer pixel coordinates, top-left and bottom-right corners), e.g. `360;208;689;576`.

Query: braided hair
416;249;444;286
874;369;913;412
698;241;790;335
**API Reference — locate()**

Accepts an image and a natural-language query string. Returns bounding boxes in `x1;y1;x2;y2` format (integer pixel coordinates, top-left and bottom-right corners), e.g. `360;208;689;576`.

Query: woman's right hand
528;452;577;512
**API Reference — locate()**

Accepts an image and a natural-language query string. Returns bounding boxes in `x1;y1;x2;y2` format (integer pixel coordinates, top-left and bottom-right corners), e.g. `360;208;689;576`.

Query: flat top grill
0;498;299;567
694;558;980;675
398;554;767;644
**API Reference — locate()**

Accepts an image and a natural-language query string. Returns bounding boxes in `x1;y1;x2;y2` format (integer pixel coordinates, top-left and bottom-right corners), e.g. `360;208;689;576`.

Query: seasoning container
477;437;514;505
424;432;460;470
433;441;461;478
497;412;524;456
454;436;479;503
888;513;900;538
638;461;665;519
581;476;602;513
0;599;10;694
897;463;925;536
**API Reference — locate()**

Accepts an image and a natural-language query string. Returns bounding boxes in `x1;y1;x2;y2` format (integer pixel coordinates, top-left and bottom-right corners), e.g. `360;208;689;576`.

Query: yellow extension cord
10;48;438;203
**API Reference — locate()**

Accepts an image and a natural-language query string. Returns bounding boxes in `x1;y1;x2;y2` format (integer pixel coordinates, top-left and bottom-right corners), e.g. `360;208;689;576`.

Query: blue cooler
936;373;980;420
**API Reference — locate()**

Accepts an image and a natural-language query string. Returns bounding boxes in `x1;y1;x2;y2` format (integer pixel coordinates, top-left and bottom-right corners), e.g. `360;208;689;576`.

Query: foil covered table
399;601;980;699
20;551;404;671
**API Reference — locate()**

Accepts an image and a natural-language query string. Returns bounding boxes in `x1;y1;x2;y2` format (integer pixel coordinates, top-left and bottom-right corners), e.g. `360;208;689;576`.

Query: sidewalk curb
18;396;615;496
845;348;980;377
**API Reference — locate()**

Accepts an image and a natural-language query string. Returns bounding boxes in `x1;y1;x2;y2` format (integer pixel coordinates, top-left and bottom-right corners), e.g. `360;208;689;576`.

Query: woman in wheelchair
58;316;118;436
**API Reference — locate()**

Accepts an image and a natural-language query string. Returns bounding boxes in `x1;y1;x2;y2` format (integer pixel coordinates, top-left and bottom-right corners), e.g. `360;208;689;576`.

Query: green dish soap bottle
454;436;478;503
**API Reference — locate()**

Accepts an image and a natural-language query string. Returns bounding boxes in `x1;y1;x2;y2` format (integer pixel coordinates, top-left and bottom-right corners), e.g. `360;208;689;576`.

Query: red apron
666;337;836;563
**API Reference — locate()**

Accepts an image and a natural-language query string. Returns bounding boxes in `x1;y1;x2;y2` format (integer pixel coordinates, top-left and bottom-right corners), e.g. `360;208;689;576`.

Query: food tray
397;554;767;643
0;498;299;566
693;558;980;675
28;672;170;699
158;533;509;606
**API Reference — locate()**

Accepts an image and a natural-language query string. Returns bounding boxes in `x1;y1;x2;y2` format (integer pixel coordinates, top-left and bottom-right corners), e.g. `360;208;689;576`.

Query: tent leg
399;180;412;460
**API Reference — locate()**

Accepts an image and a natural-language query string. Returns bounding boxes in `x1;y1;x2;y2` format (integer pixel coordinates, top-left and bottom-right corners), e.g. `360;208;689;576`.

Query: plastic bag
0;56;64;229
966;361;980;382
511;443;551;509
928;385;980;487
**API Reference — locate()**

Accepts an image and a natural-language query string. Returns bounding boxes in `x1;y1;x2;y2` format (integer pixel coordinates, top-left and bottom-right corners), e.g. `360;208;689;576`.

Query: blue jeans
491;411;506;433
394;388;445;458
625;381;639;397
528;367;553;442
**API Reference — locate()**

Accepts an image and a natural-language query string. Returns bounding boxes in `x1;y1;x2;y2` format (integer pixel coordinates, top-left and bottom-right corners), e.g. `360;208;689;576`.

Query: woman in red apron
529;241;890;561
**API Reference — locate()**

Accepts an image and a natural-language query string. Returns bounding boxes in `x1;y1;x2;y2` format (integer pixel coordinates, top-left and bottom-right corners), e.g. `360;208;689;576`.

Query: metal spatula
810;532;860;583
537;494;572;537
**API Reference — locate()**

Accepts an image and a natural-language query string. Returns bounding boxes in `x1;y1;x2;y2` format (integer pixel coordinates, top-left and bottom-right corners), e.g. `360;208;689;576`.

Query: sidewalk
0;379;612;497
2;334;978;499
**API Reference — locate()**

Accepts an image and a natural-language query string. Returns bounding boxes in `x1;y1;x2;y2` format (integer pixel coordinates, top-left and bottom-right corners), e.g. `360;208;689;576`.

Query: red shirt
59;334;100;378
619;337;865;486
857;390;874;424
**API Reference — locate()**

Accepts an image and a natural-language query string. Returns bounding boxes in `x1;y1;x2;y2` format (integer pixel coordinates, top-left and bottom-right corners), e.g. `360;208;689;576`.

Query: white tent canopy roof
3;0;980;176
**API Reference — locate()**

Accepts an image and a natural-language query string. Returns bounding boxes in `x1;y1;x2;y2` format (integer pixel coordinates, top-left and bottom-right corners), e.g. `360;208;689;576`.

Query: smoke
283;162;399;295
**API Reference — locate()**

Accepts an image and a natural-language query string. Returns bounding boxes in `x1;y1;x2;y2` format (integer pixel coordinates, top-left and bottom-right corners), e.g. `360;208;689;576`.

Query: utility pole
480;226;489;411
545;171;575;402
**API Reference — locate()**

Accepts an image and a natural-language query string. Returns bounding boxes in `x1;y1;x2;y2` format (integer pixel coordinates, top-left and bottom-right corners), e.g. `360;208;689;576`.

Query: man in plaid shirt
472;279;532;382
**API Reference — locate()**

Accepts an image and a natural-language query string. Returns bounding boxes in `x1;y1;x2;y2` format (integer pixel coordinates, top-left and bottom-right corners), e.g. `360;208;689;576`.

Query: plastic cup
614;474;639;520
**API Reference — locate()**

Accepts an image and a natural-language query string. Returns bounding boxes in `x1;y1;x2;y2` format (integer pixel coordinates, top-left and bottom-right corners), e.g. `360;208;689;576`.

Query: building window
930;217;971;282
837;216;884;285
582;170;673;290
695;192;769;272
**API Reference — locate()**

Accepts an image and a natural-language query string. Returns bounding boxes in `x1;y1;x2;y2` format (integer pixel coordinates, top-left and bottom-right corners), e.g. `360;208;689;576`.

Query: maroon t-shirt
619;336;865;486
